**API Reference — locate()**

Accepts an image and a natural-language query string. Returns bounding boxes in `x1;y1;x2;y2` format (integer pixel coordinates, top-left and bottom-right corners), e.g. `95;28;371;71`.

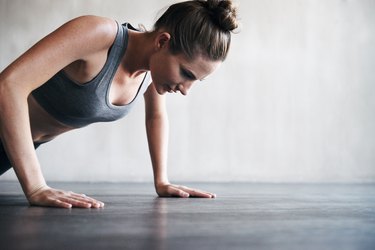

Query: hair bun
205;0;239;32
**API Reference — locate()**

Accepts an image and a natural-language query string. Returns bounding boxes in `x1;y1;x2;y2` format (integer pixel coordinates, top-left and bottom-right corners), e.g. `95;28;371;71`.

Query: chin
155;85;167;95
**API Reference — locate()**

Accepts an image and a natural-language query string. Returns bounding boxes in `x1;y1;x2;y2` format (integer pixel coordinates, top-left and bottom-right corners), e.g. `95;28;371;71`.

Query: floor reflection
149;197;168;250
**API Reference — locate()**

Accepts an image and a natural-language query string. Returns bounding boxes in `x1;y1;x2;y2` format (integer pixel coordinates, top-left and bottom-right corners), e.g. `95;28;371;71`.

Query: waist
28;95;76;143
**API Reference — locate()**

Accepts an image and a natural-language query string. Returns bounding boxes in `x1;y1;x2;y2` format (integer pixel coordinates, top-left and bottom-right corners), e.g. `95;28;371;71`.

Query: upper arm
144;82;167;120
0;15;117;96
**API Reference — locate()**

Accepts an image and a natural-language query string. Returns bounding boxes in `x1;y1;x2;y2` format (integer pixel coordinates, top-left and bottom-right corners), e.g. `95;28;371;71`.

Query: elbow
0;69;31;100
0;80;12;106
0;79;28;114
0;78;29;99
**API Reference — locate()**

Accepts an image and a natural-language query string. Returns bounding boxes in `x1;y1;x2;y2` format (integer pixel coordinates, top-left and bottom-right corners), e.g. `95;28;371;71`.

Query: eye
180;68;196;80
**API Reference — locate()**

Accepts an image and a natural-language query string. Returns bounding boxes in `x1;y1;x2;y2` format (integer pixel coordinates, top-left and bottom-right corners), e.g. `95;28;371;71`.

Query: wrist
26;182;49;199
154;178;169;189
13;162;47;197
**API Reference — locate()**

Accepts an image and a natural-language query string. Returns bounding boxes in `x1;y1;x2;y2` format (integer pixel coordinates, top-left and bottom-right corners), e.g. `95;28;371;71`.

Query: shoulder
60;15;118;50
68;15;117;33
0;15;120;93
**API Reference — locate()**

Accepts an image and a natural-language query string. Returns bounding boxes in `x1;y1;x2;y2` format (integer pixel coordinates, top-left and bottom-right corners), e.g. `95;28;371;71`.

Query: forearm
0;82;46;196
145;114;169;187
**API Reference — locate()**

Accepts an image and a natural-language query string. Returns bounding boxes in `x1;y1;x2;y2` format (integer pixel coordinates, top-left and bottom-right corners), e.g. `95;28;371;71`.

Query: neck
121;29;155;78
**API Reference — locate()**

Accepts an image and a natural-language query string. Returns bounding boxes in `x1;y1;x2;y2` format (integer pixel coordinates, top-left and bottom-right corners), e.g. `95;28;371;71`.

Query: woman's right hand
27;185;104;209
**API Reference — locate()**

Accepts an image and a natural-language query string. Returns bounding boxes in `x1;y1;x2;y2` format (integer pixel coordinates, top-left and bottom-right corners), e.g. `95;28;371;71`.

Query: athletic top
31;22;151;128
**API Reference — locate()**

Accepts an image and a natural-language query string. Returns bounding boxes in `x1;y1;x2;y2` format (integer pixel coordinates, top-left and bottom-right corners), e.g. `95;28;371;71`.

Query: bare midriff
27;94;76;144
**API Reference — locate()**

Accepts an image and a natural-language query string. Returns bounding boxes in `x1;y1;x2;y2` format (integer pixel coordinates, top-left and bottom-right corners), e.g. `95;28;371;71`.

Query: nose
177;81;194;96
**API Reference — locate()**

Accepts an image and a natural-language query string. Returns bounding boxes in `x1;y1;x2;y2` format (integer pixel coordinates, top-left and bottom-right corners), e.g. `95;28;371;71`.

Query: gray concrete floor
0;182;374;250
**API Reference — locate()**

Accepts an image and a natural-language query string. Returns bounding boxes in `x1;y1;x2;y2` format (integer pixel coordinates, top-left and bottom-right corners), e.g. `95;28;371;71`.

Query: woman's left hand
155;183;216;198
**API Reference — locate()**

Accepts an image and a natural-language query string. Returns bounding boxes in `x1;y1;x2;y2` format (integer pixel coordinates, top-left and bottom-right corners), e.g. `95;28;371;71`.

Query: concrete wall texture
0;0;374;183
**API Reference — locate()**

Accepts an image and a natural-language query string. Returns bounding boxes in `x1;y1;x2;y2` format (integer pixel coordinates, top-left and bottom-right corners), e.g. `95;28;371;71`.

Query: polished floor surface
0;181;374;250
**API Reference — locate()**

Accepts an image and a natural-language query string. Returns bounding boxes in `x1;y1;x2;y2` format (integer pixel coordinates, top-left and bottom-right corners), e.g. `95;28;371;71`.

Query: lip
165;85;176;93
162;83;186;95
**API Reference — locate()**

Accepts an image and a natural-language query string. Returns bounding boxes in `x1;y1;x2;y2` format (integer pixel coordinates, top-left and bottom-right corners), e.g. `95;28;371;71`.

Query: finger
188;190;212;198
179;186;216;198
168;186;190;198
30;198;72;209
69;192;105;207
73;193;104;207
70;193;104;208
179;186;211;197
60;196;93;208
50;199;73;209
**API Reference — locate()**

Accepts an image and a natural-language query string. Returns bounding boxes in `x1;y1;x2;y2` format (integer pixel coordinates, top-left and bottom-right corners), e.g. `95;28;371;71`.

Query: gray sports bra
31;22;150;128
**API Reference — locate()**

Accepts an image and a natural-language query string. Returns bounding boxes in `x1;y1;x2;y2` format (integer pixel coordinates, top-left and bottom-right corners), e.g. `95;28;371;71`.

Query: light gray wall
1;0;374;183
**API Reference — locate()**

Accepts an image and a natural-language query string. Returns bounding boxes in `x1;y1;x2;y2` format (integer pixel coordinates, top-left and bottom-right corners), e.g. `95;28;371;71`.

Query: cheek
150;65;178;86
149;53;182;86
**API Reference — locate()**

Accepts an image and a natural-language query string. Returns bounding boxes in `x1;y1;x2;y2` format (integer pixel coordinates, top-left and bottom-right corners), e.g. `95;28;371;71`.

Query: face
149;33;221;96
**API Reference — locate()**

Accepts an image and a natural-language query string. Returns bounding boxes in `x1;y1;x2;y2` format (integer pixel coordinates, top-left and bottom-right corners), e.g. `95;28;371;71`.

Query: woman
0;0;238;208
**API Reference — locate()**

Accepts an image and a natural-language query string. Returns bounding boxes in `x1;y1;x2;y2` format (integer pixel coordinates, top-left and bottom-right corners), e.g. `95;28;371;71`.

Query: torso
28;28;147;143
28;94;74;143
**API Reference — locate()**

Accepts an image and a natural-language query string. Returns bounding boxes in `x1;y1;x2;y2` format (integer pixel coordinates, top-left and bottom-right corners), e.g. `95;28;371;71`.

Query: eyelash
181;69;194;80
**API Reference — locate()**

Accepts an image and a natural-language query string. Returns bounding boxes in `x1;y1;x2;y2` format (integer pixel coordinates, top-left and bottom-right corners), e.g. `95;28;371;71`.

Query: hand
27;185;104;209
156;182;216;198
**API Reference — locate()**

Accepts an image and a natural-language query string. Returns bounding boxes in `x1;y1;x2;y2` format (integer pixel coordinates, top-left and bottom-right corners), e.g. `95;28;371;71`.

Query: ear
155;32;171;50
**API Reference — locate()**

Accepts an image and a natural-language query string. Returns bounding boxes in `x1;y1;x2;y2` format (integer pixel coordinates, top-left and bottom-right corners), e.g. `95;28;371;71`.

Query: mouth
165;85;177;93
159;83;186;95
